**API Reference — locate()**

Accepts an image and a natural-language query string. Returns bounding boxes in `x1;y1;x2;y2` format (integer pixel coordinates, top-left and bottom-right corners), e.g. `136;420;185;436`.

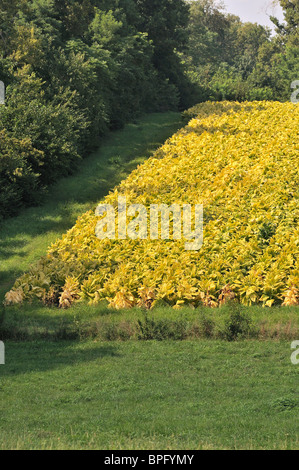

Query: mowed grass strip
0;340;298;450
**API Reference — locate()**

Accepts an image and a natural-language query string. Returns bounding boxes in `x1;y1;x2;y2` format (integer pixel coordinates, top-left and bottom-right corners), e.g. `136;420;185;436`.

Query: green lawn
0;340;298;450
0;112;182;303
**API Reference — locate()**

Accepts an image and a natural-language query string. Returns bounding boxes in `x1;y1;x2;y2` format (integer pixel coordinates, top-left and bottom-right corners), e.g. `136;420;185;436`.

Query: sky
222;0;285;31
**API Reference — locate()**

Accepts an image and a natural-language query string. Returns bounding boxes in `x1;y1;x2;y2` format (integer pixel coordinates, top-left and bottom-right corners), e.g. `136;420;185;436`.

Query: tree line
0;0;298;220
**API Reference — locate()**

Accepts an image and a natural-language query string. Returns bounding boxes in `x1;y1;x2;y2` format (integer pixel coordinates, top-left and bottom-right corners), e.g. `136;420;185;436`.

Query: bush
0;129;42;219
137;313;188;341
217;303;255;341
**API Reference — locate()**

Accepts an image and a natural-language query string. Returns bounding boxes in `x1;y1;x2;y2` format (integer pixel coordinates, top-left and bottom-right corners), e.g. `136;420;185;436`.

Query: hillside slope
6;101;299;309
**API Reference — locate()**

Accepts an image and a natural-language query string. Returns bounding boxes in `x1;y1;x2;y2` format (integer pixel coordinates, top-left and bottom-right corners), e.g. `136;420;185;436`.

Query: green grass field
0;340;298;450
0;111;298;450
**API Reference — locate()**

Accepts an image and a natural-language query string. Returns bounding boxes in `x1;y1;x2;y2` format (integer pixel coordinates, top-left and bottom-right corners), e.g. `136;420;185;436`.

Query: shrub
0;129;42;219
137;314;187;341
217;303;255;341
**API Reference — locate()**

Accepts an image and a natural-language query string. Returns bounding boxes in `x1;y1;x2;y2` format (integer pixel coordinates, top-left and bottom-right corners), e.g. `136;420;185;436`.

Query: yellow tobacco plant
5;101;299;309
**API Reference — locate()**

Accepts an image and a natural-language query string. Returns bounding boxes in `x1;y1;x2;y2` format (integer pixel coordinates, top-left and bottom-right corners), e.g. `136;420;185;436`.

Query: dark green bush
137;313;188;341
218;303;255;341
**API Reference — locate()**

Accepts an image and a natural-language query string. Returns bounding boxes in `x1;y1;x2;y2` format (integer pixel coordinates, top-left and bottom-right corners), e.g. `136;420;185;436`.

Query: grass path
0;340;298;450
0;112;181;302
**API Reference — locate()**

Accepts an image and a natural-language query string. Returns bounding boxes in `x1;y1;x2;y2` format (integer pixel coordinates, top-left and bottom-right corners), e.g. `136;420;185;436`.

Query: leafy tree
0;128;42;219
0;0;192;219
184;0;296;102
271;0;299;41
187;0;231;66
134;0;190;105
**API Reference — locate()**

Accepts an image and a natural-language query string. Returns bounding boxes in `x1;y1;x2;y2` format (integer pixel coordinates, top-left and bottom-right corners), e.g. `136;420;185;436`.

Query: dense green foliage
185;0;299;102
0;0;298;220
0;0;189;220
